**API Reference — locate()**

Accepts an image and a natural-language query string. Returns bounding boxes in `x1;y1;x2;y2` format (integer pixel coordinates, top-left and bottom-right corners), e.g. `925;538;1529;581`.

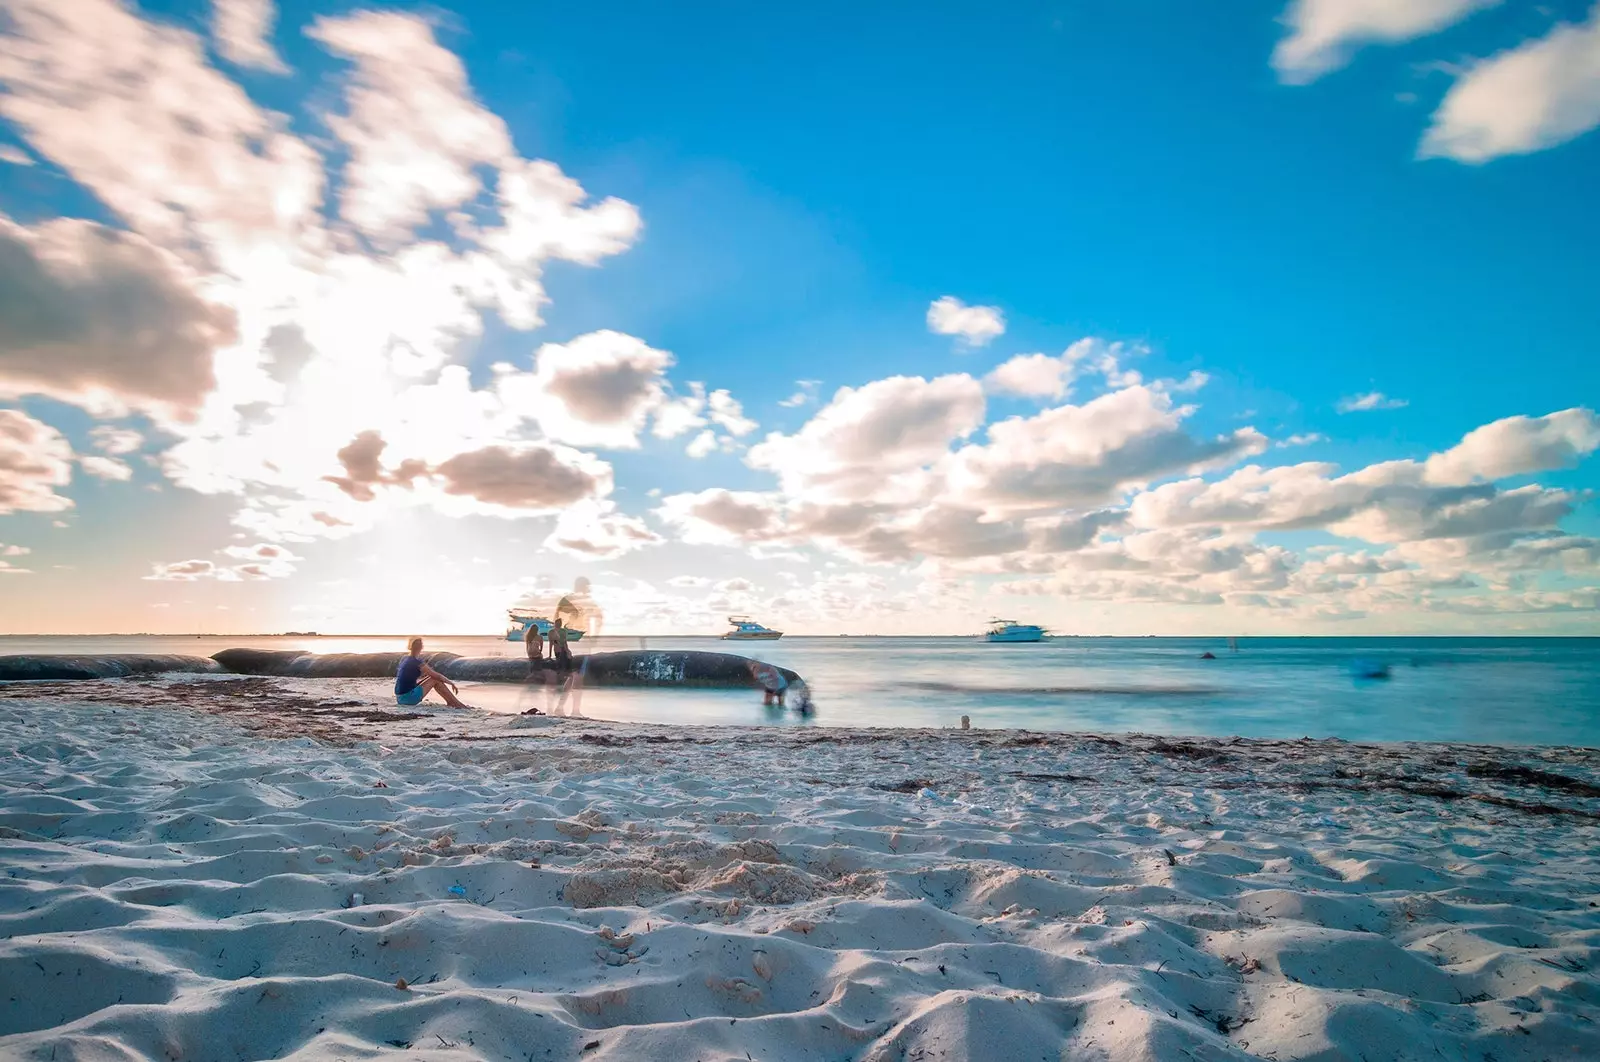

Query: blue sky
1;0;1597;635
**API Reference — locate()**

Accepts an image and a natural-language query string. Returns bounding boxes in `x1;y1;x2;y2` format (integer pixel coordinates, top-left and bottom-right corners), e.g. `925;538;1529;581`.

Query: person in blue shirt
395;637;469;708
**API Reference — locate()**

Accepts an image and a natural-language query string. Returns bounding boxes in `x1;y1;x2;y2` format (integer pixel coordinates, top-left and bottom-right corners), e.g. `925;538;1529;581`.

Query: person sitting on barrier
395;637;469;708
549;617;575;675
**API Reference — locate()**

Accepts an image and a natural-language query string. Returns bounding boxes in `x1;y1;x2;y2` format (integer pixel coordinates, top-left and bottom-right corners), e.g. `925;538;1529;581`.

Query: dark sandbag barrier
0;655;223;680
209;648;801;689
3;649;803;689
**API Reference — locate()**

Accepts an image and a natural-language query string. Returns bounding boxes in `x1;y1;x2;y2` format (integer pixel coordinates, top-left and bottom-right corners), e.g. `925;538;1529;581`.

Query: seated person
548;619;575;673
394;637;469;708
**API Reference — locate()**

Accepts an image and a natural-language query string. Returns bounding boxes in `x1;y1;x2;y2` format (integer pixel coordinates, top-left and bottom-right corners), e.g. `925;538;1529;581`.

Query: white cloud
544;501;663;558
707;389;757;437
307;11;513;241
221;542;297;562
1273;0;1499;84
1423;408;1600;484
0;407;74;513
1420;5;1600;162
1337;391;1408;412
0;145;31;166
0;0;327;275
947;384;1268;517
210;0;289;74
1279;432;1328;447
494;330;674;449
656;488;786;546
652;382;708;439
981;339;1115;400
685;429;718;459
0;216;237;423
747;374;987;501
779;379;821;407
1128;455;1579;547
89;426;144;456
926;296;1005;347
78;455;132;481
2;543;30;556
431;443;612;513
145;558;223;581
985;352;1072;400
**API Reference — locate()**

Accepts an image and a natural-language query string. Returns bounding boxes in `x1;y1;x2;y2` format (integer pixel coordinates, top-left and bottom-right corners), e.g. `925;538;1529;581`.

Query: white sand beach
2;677;1598;1061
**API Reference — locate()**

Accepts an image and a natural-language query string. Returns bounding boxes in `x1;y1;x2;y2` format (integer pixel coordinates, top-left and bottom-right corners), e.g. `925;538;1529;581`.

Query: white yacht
985;619;1048;643
505;608;584;643
722;616;783;640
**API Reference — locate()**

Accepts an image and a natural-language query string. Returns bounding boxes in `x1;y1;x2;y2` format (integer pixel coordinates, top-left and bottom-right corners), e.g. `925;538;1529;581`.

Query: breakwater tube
0;649;802;690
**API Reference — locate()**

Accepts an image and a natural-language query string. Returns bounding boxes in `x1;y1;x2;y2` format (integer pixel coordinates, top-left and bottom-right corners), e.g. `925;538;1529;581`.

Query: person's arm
421;662;457;689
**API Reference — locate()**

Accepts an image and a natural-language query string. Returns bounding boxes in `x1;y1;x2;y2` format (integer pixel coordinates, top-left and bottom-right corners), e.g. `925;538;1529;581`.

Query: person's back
524;623;544;661
550;620;574;671
395;642;427;705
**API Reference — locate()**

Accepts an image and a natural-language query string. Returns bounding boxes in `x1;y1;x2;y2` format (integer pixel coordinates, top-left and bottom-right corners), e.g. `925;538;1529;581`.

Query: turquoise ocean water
3;635;1598;747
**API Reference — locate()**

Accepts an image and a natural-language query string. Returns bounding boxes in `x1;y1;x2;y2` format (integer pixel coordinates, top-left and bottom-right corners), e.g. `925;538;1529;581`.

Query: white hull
986;630;1046;643
722;631;782;640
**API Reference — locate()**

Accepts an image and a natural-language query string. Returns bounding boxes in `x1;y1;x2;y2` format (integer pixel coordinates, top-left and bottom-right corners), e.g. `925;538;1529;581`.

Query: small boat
722;615;783;640
505;608;584;643
985;619;1048;643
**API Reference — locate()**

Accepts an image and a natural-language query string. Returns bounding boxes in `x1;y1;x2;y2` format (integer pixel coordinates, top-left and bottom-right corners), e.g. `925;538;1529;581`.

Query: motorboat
985;619;1048;643
722;615;783;640
505;608;584;643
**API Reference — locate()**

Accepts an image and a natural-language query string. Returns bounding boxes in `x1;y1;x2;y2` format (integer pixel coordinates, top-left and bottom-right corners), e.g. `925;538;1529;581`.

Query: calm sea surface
3;635;1598;747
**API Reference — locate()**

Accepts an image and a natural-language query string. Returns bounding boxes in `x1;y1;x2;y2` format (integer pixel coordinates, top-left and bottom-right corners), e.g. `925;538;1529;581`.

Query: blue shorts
396;685;425;706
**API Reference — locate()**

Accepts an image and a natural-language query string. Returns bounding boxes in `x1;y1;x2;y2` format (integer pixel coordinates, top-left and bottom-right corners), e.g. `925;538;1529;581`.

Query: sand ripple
2;680;1599;1060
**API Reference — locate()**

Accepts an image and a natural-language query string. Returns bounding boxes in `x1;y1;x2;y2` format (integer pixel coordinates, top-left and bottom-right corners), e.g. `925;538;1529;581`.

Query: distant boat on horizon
504;608;585;643
722;616;783;640
985;619;1048;643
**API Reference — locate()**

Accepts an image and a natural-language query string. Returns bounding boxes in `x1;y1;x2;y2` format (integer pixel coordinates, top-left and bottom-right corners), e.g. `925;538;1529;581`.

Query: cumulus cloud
321;430;426;502
656;488;786;546
982;338;1123;400
221;542;297;562
1423;408;1600;484
1273;0;1498;84
1337;391;1408;413
707;389;757;437
685;430;719;459
545;501;663;558
947;384;1268;516
748;374;986;501
307;11;513;240
1130;458;1579;548
495;330;674;449
432;443;610;512
78;455;132;481
1421;5;1600;162
0;0;327;273
926;296;1005;347
985;353;1072;400
210;0;289;74
89;426;144;456
145;559;221;581
0;407;74;514
0;145;31;166
0;216;237;422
